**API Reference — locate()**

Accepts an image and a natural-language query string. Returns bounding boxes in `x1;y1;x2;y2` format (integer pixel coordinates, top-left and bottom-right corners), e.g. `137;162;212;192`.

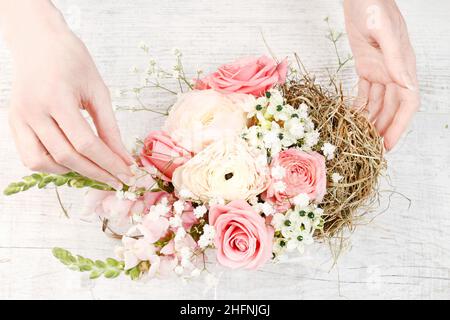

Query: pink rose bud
140;130;192;181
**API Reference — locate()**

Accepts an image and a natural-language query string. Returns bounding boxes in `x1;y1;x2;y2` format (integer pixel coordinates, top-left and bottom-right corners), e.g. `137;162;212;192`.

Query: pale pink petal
123;251;140;270
139;217;170;243
160;239;175;255
158;256;178;277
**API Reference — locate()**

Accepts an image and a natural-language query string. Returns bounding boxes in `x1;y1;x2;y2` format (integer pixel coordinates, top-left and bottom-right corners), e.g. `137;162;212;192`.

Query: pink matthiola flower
195;55;288;96
180;202;199;231
157;256;178;277
143;191;172;210
264;149;326;212
116;237;177;278
83;190;144;226
115;236;158;270
140;130;192;181
83;189;113;217
160;234;197;256
209;200;274;270
138;214;170;243
160;239;175;255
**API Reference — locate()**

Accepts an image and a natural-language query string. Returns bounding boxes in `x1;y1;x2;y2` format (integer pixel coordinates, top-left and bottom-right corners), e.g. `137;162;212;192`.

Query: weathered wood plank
0;0;449;299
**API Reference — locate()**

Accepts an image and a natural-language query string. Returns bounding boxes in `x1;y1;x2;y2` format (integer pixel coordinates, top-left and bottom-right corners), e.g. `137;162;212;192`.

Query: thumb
87;83;135;165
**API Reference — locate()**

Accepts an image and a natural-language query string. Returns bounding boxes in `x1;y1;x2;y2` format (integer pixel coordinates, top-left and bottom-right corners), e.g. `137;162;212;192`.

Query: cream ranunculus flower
172;137;269;203
164;89;250;153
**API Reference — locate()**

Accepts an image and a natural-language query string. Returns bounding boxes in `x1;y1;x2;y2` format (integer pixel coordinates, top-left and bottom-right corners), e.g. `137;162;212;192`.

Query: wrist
0;0;68;52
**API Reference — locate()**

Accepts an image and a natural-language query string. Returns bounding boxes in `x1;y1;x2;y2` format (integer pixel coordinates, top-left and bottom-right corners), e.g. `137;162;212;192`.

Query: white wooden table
0;0;449;300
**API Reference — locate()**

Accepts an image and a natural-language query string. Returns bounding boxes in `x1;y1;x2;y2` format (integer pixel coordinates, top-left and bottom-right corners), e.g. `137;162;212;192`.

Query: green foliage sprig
52;248;133;280
4;172;114;196
53;247;147;280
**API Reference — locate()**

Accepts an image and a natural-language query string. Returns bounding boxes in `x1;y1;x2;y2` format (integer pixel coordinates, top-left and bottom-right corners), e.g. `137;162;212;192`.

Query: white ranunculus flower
172;137;269;203
164;89;249;153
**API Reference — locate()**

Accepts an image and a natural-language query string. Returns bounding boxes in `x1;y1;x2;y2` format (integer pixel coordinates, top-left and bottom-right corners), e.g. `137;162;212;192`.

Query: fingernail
117;174;135;186
401;71;416;91
109;181;123;191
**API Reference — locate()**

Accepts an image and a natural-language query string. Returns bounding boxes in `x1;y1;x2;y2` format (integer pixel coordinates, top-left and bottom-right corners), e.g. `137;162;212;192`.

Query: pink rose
140;131;192;181
264;149;326;211
195;55;288;96
209;200;274;270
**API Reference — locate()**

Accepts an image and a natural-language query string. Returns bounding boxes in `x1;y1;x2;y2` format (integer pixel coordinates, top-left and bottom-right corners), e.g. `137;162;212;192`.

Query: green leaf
95;260;106;269
89;270;103;279
106;258;120;268
54;177;67;186
77;256;94;271
37;179;48;189
31;173;43;181
104;269;120;279
128;267;141;280
3;185;20;196
52;247;68;259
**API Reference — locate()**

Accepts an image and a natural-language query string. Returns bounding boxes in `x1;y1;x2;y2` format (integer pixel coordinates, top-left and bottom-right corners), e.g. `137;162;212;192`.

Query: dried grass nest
282;73;386;238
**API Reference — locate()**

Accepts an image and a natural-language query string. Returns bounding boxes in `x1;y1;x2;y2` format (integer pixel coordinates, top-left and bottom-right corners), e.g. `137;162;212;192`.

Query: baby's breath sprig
3;172;114;196
52;248;125;279
115;44;195;115
324;17;353;76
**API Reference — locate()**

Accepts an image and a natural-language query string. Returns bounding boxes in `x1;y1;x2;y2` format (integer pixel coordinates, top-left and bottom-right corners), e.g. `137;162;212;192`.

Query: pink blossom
83;190;144;226
209;200;274;270
264;149;326;211
115;236;158;271
140;130;192;181
195;55;288;96
138;214;170;243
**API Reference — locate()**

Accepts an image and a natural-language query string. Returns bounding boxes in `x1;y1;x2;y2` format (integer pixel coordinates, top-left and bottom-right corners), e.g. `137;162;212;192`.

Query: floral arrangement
4;43;385;281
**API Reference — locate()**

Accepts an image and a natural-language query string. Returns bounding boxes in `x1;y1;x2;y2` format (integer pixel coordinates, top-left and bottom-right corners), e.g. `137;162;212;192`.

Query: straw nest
282;73;386;238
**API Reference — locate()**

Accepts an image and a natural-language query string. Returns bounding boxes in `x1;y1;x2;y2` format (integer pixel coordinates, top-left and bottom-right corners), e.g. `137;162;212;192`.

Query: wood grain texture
0;0;449;300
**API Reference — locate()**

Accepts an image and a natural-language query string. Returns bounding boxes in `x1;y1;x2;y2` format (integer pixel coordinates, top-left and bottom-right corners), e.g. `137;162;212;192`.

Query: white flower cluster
193;205;208;219
321;142;337;160
198;224;216;249
331;172;344;184
115;190;138;201
271;201;324;258
148;197;171;221
241;89;319;156
253;201;276;216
